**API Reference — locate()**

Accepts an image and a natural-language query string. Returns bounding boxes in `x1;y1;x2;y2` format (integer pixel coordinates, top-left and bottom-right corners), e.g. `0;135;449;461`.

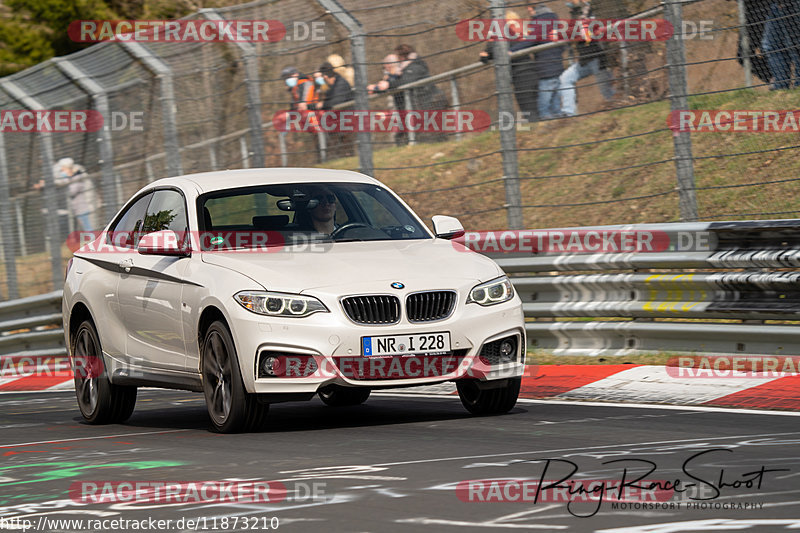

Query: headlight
234;291;328;317
467;277;514;306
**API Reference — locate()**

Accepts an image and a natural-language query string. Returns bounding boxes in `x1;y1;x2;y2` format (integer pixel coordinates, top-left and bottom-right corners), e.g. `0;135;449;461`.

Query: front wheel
318;385;371;406
202;321;268;433
72;319;137;424
456;378;520;415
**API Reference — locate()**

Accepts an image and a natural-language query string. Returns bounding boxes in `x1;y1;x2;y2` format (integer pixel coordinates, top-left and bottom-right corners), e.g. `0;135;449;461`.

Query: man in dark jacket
317;62;353;110
729;0;773;83
762;0;800;89
527;4;565;119
558;0;615;116
386;44;448;111
316;62;355;157
370;45;448;143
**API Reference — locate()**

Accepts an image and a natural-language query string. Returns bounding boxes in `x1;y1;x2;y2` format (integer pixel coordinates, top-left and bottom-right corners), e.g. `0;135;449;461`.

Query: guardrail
0;290;66;360
3;219;800;360
481;219;800;356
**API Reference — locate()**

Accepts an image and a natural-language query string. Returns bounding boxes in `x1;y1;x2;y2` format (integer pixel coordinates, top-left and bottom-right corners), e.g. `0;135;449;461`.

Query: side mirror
137;230;190;257
431;215;465;240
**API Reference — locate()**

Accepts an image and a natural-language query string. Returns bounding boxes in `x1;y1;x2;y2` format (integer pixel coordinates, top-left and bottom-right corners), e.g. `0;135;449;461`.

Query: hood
200;238;503;293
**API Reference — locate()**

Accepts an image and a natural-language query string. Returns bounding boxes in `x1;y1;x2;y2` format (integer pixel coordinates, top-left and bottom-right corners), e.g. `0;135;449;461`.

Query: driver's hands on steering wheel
329;222;371;240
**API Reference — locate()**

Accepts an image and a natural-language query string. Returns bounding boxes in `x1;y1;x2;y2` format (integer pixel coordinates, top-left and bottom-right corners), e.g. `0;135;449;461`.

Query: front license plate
362;332;451;356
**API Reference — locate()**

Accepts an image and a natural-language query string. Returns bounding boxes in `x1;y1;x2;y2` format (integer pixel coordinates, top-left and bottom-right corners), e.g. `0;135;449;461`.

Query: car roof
147;168;380;194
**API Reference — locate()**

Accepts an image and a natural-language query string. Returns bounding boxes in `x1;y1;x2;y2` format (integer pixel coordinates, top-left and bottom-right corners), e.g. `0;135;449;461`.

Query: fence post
316;0;374;177
0;80;63;292
403;90;417;146
0;133;18;299
119;41;183;177
736;0;753;88
53;58;121;222
200;9;265;168
240;137;250;168
278;132;288;167
208;144;218;170
664;0;698;222
14;202;26;256
620;42;630;98
317;131;328;162
489;0;523;230
450;77;463;141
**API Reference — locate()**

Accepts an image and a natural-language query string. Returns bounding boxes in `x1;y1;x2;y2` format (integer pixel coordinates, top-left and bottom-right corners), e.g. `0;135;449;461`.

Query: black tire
456;377;521;415
72;319;137;424
318;385;371;406
201;320;268;433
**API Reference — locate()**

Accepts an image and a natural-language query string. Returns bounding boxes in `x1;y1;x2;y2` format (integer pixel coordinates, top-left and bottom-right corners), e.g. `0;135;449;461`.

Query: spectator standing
281;66;321;161
480;10;540;122
317;61;355;158
558;0;615;116
368;54;407;145
317;62;354;110
527;4;565;119
389;44;448;142
369;45;448;144
34;157;95;231
729;0;773;83
281;66;318;112
385;44;448;111
368;54;402;106
762;0;800;89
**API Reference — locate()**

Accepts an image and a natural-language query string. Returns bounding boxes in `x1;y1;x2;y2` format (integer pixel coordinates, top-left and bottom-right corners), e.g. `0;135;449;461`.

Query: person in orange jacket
281;66;319;112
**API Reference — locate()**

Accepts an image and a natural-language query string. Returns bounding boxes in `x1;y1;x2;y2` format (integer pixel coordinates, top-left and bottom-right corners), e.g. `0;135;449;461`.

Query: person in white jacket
35;158;96;231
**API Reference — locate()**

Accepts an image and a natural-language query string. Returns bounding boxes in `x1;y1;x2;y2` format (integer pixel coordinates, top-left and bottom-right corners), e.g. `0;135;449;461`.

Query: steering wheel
329;222;371;240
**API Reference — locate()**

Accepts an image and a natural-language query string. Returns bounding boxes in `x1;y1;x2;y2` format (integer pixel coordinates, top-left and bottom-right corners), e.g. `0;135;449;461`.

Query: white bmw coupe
63;168;525;432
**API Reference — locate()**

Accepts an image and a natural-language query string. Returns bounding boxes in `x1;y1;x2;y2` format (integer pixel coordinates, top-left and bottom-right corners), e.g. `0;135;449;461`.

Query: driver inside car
309;187;338;234
295;185;340;235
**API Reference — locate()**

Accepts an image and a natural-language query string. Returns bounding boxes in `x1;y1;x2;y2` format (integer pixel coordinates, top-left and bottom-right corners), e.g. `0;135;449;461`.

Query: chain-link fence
0;0;798;300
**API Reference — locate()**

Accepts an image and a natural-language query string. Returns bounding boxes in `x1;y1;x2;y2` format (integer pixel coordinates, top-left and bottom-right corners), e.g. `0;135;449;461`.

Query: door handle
119;259;133;273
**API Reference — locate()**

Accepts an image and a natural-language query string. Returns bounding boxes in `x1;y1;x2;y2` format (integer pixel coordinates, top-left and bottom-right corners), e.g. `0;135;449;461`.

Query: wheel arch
197;305;232;372
68;301;93;347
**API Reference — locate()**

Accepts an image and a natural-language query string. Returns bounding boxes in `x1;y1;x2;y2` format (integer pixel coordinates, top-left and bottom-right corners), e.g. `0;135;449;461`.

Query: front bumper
226;294;525;394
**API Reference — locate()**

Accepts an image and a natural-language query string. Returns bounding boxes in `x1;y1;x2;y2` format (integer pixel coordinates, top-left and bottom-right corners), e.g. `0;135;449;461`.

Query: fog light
479;336;518;366
499;339;516;362
262;356;280;377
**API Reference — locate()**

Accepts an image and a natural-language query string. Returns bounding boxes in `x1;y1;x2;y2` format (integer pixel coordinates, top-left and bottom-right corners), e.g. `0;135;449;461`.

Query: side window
142;190;188;234
107;193;152;248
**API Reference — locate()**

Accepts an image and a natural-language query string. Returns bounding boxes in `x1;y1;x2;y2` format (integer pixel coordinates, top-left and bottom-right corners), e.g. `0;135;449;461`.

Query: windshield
198;182;430;245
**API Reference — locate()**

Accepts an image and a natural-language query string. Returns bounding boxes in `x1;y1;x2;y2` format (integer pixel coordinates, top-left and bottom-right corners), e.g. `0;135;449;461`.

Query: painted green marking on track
0;460;185;487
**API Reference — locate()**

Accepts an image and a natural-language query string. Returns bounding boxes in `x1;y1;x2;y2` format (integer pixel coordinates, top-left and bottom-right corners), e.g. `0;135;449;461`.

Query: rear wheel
202;321;268;433
318;385;371;406
456;378;520;415
72;319;137;424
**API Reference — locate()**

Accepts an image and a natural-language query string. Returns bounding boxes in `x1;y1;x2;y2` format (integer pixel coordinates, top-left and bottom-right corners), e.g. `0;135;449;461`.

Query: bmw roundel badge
391;282;405;289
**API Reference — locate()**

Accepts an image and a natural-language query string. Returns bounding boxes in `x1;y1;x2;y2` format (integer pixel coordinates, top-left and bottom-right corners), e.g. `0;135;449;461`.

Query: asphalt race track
0;390;798;532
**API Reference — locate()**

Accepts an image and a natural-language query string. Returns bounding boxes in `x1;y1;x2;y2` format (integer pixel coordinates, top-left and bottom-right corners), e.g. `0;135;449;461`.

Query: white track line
0;429;191;449
372;392;800;416
283;429;800;469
